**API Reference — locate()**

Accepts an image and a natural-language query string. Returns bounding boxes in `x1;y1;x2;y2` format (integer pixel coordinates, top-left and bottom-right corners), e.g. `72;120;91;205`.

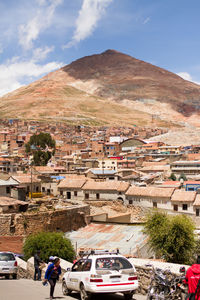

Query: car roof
82;254;127;259
0;251;15;254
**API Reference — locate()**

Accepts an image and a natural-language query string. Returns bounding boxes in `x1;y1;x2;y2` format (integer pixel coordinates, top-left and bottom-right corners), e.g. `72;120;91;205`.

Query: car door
67;259;85;291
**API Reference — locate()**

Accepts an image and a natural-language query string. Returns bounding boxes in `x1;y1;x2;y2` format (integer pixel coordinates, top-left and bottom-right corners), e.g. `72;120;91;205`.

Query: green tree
23;232;75;263
169;173;176;181
144;211;195;264
25;132;56;166
178;173;187;181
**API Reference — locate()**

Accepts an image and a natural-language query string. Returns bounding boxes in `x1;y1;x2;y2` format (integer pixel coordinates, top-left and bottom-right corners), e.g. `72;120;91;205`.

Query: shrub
23;232;75;263
144;211;195;264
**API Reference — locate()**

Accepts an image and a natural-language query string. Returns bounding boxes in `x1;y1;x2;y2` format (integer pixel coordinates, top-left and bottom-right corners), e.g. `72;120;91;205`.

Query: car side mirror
67;267;71;272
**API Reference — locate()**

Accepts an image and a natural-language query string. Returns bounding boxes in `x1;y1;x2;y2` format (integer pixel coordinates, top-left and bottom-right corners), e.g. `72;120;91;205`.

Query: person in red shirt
185;256;200;299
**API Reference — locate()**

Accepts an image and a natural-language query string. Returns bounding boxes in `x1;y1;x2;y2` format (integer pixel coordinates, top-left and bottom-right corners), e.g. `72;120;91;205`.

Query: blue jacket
45;263;61;281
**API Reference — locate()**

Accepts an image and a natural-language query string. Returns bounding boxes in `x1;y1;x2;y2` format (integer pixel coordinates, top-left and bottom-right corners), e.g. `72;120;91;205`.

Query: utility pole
30;164;33;200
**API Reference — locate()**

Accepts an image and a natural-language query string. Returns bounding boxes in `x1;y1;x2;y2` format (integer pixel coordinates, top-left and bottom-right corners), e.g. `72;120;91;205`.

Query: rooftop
171;190;196;202
66;223;146;256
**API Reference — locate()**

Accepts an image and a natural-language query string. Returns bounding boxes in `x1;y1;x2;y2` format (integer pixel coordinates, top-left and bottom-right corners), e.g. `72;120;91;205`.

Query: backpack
187;279;200;300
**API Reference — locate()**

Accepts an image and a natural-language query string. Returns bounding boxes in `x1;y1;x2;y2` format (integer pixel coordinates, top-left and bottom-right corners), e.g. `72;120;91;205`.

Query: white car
62;250;138;300
0;252;18;279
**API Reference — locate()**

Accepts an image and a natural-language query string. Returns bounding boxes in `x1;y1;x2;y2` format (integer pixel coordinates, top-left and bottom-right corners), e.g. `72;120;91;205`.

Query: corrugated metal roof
66;223;146;256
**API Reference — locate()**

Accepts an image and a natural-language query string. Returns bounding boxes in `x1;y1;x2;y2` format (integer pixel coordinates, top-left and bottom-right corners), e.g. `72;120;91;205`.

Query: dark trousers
34;266;41;280
49;278;57;297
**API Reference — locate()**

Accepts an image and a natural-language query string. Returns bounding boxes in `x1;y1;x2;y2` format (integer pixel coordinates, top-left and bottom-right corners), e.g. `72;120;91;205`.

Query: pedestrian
184;256;200;299
34;250;43;281
43;257;61;300
48;256;55;266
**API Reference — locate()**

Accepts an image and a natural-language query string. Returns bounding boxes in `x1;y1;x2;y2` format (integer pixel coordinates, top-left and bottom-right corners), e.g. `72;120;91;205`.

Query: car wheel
5;275;9;279
80;283;91;300
62;280;71;295
124;291;134;300
12;274;17;280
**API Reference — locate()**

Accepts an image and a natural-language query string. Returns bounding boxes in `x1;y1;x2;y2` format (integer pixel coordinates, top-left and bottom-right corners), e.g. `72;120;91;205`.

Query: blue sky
1;0;200;96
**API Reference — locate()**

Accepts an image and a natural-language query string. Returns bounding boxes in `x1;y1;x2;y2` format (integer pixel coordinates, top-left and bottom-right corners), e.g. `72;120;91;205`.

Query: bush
169;173;176;181
144;211;195;264
23;232;75;263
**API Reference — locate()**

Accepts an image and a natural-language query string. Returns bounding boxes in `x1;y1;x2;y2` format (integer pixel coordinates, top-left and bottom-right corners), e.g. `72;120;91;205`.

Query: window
96;257;132;271
72;260;85;272
82;260;92;272
182;204;188;211
0;253;15;261
196;209;200;217
96;193;100;200
74;191;78;197
153;202;157;208
174;204;178;211
60;191;63;196
129;200;133;205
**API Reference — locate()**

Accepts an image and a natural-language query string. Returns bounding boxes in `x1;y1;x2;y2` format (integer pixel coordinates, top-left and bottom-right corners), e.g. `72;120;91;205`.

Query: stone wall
129;258;189;295
0;205;90;236
0;214;12;235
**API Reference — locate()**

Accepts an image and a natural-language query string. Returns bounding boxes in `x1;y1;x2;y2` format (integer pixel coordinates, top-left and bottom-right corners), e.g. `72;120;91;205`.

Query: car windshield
96;257;132;270
0;253;15;261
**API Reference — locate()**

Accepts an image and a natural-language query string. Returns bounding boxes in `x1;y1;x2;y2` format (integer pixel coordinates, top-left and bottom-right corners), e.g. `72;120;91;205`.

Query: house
125;186;174;209
98;159;118;171
0;196;28;213
85;169;117;181
193;195;200;216
57;178;87;200
82;181;130;201
0;177;19;197
11;174;41;195
171;190;196;214
171;161;200;175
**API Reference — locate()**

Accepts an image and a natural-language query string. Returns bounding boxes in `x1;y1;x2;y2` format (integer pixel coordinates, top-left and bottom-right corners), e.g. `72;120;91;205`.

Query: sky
1;0;200;96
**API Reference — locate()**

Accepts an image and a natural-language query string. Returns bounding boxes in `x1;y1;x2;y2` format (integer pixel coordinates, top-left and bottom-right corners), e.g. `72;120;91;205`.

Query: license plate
112;278;120;282
2;268;9;272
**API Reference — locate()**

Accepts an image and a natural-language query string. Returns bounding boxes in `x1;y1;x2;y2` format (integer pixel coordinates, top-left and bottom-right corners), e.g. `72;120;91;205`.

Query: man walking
34;250;42;281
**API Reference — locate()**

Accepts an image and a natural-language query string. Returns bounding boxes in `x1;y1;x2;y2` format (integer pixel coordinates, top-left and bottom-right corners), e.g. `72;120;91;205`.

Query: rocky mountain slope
1;49;200;127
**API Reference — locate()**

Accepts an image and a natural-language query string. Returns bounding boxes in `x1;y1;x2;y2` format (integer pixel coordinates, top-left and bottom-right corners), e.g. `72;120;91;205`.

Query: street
0;279;146;300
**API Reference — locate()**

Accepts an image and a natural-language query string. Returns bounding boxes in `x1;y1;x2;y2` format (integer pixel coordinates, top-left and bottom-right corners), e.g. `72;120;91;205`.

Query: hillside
1;49;200;127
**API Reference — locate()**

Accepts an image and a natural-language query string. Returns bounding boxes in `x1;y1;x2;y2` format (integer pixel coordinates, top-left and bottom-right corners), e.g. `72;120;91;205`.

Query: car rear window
96;257;132;270
0;253;15;261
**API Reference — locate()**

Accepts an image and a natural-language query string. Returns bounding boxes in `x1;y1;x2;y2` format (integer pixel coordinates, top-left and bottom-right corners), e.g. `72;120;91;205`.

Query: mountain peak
101;49;121;55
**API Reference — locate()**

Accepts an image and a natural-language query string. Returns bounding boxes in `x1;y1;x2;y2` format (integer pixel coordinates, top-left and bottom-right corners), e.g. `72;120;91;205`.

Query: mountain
1;49;200;127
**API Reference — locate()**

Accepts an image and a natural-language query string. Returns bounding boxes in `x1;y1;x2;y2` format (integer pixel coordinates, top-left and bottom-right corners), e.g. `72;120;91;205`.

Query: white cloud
64;0;113;48
143;17;150;25
0;57;63;96
32;46;55;62
177;72;200;85
18;0;63;50
177;72;193;81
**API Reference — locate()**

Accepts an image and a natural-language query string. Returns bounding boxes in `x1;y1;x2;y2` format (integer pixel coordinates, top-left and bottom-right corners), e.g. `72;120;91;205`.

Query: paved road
0;278;146;300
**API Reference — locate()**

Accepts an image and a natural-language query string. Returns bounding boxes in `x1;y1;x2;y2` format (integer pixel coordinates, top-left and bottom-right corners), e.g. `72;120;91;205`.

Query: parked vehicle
146;265;186;300
62;250;138;300
0;252;18;279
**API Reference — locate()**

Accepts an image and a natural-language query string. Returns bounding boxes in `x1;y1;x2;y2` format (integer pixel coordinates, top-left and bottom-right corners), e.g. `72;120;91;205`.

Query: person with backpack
43;257;61;300
184;256;200;299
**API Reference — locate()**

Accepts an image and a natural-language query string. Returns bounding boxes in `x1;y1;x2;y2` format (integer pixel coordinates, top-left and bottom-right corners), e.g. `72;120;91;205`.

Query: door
67;260;85;291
